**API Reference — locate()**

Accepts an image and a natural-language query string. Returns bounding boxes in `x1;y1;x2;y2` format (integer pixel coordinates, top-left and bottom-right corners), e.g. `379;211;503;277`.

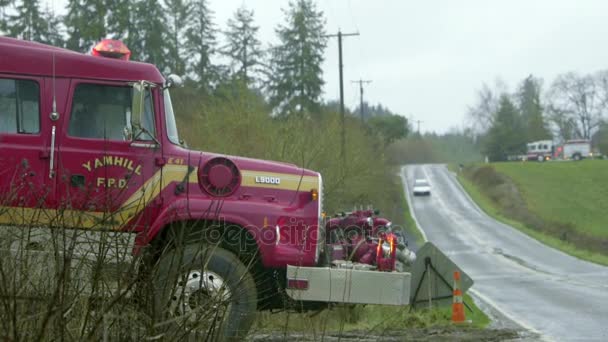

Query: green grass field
457;160;608;266
492;160;608;238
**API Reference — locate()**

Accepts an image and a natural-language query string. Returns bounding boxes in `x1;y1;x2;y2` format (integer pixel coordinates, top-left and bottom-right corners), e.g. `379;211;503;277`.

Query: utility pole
324;30;359;167
351;79;372;122
415;120;423;135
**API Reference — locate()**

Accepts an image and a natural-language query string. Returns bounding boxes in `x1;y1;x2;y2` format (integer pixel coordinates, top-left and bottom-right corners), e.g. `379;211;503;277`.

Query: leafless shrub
0;207;254;341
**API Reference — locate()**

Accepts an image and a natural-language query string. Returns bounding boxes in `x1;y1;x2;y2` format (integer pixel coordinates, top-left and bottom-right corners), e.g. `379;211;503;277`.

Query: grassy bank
254;294;490;335
456;161;608;266
493;161;607;238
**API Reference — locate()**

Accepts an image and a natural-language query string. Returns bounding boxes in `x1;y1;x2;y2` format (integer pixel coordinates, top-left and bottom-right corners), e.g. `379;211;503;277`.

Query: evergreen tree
135;0;170;71
483;95;526;161
0;0;11;34
106;0;131;40
164;0;190;75
185;0;217;90
518;75;551;141
106;0;144;60
106;0;127;36
9;0;48;42
42;8;64;46
65;0;107;52
222;5;263;85
64;0;84;51
269;0;327;118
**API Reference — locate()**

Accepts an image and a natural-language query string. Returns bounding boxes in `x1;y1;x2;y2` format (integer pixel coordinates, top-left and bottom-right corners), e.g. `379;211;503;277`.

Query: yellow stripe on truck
0;167;315;230
0;165;195;230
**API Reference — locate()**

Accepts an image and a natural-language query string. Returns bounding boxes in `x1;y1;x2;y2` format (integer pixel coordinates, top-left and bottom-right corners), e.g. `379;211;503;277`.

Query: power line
323;30;359;168
351;79;371;122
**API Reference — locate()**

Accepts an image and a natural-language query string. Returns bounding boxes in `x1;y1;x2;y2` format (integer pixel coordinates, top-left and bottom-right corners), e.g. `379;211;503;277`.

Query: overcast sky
44;0;608;133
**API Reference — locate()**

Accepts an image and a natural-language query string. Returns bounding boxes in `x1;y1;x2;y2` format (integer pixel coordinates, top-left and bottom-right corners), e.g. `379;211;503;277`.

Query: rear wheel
537;155;544;162
573;153;582;161
154;245;257;340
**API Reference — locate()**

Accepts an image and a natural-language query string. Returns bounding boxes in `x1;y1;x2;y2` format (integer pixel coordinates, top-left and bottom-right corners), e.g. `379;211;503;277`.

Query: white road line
469;288;552;342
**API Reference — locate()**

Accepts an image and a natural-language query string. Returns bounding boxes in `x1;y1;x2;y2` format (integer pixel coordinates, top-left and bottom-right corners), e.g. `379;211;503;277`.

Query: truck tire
537;155;544;162
154;245;257;340
573;153;581;161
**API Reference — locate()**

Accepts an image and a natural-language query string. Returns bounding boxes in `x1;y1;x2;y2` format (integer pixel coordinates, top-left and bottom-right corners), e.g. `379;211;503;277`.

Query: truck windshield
164;89;180;145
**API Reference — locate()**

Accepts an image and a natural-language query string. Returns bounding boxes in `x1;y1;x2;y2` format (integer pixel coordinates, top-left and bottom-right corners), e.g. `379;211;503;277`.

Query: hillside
494;161;607;238
459;160;608;264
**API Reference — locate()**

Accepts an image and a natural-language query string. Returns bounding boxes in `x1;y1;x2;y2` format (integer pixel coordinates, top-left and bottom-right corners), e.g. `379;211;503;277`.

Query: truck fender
135;198;273;259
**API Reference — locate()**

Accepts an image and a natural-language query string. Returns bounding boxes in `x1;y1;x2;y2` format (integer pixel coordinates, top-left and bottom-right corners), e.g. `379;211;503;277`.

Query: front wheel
153;245;257;340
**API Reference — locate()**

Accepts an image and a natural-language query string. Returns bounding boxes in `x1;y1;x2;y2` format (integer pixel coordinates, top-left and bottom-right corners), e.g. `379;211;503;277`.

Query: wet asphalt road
402;164;608;342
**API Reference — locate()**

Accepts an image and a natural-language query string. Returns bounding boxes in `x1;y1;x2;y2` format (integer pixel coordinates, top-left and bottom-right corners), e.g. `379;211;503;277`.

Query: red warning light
91;39;131;61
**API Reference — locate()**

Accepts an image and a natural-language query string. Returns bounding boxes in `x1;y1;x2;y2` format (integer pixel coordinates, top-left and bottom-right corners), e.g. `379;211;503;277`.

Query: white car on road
413;179;431;196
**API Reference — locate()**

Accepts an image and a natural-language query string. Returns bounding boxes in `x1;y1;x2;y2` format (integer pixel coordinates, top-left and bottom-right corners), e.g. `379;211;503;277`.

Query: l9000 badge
255;176;281;185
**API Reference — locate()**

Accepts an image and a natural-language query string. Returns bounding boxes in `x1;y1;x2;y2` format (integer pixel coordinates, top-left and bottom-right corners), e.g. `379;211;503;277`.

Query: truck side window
135;90;156;141
68;84;155;141
0;78;40;134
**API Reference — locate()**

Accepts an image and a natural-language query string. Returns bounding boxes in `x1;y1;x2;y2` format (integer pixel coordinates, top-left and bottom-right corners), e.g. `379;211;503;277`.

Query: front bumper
286;264;412;305
286;242;473;307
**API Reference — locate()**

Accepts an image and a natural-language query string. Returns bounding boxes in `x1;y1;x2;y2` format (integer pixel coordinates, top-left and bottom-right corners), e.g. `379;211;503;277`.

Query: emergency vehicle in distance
526;139;593;162
526;140;553;162
0;37;471;339
561;139;592;160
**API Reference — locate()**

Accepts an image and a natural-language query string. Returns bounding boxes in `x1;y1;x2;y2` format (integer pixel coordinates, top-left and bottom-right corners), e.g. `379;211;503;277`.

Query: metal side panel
410;242;474;307
286;265;411;305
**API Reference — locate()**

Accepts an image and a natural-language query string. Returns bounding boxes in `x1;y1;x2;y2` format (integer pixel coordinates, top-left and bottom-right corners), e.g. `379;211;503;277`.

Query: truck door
55;80;161;231
0;75;52;225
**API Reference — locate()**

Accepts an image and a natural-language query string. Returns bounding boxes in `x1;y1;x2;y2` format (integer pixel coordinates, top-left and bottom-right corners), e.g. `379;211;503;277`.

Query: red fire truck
0;37;471;339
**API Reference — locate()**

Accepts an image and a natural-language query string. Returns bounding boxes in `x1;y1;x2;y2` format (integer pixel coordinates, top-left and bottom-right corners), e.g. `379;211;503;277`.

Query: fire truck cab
0;37;471;339
526;140;553;162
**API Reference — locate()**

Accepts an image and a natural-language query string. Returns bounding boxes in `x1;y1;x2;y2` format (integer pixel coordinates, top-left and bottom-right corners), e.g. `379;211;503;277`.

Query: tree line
467;72;608;161
1;0;410;129
0;0;324;116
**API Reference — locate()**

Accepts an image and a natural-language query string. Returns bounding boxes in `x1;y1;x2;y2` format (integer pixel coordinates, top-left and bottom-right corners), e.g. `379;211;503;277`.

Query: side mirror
165;74;184;88
131;81;145;133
